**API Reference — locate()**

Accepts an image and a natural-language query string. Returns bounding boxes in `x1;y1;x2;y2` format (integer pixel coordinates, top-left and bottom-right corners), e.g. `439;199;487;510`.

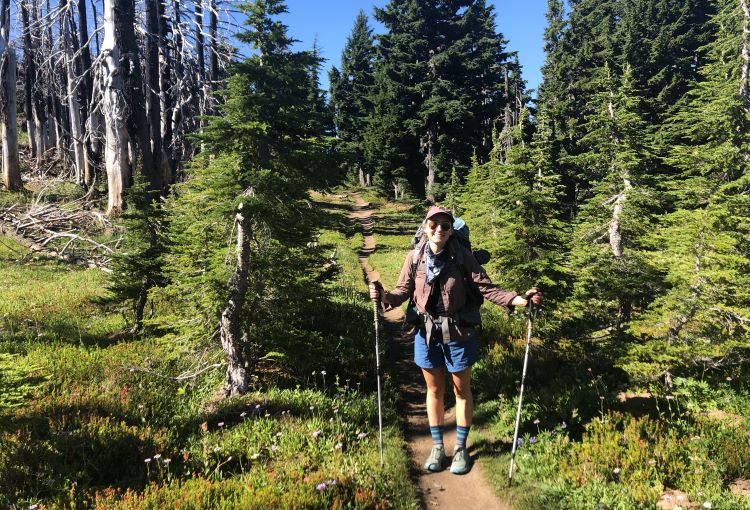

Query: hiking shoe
450;447;472;475
423;445;446;472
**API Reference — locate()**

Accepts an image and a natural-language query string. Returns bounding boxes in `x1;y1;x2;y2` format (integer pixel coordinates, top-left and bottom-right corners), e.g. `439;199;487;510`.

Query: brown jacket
380;244;517;340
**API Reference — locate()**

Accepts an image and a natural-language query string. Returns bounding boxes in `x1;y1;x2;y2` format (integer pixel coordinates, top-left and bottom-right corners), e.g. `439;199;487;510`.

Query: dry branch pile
0;199;121;270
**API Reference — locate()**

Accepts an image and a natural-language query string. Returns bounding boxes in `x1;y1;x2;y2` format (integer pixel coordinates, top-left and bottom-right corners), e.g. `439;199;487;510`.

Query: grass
0;189;420;510
0;236;123;352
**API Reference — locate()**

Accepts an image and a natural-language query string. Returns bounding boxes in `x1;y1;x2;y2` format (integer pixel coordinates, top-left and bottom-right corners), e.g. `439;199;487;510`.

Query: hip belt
422;313;452;345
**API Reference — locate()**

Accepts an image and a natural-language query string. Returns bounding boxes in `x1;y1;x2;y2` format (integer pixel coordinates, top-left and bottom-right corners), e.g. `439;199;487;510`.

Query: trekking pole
372;288;385;467
508;296;537;487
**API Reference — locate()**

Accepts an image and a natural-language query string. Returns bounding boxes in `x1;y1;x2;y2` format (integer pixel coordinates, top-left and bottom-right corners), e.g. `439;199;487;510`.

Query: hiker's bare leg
422;367;446;426
451;367;473;427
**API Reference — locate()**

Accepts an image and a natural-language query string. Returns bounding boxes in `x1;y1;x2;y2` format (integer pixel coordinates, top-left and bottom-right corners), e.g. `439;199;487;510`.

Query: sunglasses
427;220;452;231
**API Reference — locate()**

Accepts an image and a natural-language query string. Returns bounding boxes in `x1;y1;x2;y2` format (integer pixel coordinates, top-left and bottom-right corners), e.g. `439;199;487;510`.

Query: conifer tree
626;0;750;382
462;111;568;301
370;0;510;199
166;0;326;396
618;0;713;128
109;177;168;334
563;64;660;333
329;11;375;186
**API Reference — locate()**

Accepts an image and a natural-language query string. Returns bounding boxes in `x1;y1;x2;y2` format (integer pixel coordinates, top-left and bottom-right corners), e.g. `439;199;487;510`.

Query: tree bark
77;0;96;184
101;0;130;214
423;126;437;201
220;202;253;396
145;0;162;184
741;0;750;100
118;0;157;189
0;3;21;191
194;0;205;125
20;0;37;160
158;0;173;186
169;0;184;181
208;0;218;112
63;8;88;185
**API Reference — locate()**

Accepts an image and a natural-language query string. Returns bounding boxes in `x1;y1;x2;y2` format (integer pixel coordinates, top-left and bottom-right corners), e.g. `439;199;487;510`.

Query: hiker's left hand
524;288;542;306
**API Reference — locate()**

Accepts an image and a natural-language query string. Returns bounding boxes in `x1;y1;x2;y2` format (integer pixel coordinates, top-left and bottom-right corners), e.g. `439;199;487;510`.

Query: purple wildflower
312;430;322;438
561;421;567;429
357;432;367;440
316;482;327;491
271;444;279;452
516;438;523;447
529;436;538;444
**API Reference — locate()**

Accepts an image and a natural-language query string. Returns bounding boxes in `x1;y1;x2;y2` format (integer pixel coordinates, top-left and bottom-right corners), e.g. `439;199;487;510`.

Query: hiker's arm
464;253;518;307
379;252;414;308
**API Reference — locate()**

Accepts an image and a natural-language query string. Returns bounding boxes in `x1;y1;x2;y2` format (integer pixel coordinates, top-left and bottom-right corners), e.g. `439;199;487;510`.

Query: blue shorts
414;328;479;373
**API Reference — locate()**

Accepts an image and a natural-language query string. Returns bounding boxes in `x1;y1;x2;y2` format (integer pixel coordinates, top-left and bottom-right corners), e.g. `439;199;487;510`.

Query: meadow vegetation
0;191;419;509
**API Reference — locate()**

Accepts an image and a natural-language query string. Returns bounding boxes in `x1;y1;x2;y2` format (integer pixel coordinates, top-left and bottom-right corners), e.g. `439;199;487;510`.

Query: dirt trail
351;195;508;510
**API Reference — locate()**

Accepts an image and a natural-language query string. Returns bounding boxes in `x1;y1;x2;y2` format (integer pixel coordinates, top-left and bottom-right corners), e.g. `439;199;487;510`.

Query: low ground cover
0;190;418;509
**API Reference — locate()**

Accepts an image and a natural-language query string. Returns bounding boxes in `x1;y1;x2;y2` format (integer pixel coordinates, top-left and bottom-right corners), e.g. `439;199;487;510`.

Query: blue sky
279;1;549;96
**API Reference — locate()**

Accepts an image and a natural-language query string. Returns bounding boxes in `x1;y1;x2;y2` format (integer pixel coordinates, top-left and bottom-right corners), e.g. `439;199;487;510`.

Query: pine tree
166;0;326;395
108;177;168;334
462;111;569;301
563;64;661;334
625;0;750;383
370;0;511;199
618;0;713;128
544;0;619;212
329;10;376;186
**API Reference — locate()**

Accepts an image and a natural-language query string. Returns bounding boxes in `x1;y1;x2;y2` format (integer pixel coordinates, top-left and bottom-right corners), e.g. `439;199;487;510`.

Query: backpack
404;216;490;327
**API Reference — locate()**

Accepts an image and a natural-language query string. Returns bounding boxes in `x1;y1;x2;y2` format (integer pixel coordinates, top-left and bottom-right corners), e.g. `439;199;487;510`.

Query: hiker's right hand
369;282;383;301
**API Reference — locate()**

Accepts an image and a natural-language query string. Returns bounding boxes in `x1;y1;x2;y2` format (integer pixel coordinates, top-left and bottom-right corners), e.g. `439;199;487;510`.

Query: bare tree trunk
0;0;21;191
741;0;750;100
194;0;205;124
101;0;129;215
207;0;218;113
169;0;184;181
77;0;96;184
158;0;173;186
63;8;87;185
220;201;253;396
145;0;162;185
118;0;156;189
423;127;437;201
20;0;37;160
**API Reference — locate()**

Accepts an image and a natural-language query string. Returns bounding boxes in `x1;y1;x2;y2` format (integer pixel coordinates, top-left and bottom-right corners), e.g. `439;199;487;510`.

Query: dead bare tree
0;0;20;190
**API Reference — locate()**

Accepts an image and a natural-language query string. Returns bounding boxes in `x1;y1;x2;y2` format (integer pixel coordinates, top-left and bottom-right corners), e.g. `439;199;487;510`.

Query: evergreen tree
108;177;168;334
329;11;376;186
306;38;335;139
563;64;661;333
543;0;619;212
626;0;750;383
618;0;713;128
166;0;326;395
370;0;510;199
462;111;568;302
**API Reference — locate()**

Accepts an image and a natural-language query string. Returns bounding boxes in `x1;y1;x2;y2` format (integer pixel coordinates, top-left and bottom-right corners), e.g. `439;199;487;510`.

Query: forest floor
351;194;509;509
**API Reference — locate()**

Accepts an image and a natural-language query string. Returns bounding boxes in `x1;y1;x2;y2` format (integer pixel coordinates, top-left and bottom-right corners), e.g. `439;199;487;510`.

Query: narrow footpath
351;195;508;510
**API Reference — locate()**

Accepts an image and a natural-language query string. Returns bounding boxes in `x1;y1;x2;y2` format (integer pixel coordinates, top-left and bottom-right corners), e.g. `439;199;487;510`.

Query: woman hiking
369;205;541;475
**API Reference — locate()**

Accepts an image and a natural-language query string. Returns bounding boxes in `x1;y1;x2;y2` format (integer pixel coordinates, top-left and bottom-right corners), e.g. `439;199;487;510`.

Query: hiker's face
425;214;453;245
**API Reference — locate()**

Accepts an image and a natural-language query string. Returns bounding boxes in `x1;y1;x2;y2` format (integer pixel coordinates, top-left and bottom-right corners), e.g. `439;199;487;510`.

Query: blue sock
456;425;470;450
430;425;444;447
